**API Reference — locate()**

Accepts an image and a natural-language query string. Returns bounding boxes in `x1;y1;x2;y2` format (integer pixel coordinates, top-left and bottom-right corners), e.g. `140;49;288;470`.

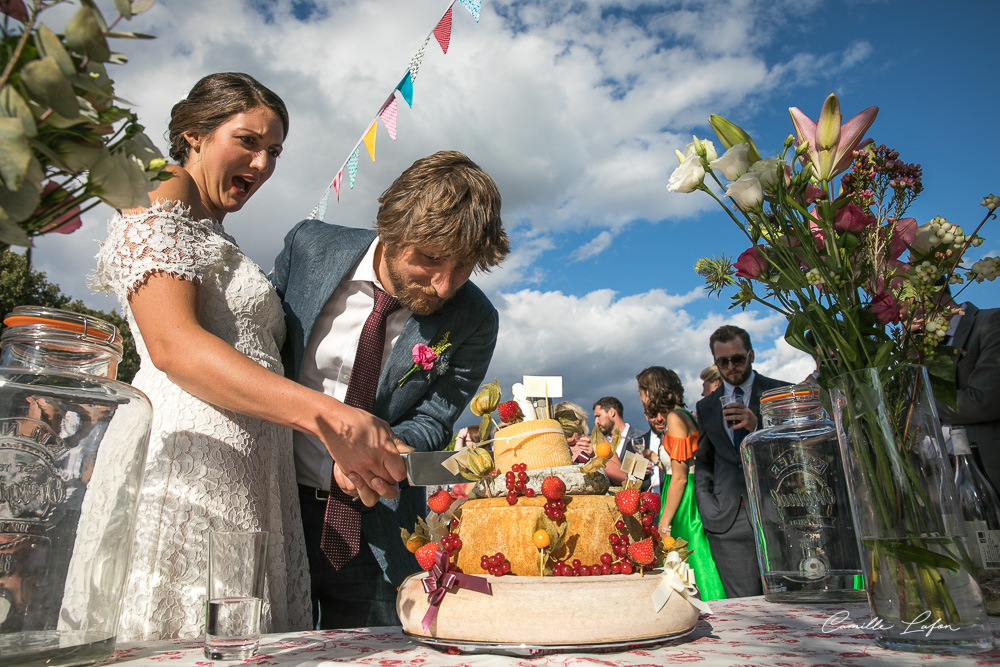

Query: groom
272;151;510;629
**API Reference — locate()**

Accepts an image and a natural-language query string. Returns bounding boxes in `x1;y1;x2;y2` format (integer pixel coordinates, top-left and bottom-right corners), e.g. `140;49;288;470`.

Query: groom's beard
384;249;452;316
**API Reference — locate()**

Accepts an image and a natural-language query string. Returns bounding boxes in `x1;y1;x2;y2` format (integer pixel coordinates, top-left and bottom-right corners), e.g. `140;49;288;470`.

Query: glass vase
740;384;866;602
0;307;152;666
831;365;994;653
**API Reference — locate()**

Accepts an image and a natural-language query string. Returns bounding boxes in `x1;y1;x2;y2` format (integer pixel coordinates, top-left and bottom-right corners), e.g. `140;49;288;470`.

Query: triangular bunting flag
408;36;429;82
433;6;453;54
347;149;359;189
397;71;414;108
310;186;331;221
311;0;482;211
362;122;377;161
459;0;480;22
332;169;343;201
380;97;398;141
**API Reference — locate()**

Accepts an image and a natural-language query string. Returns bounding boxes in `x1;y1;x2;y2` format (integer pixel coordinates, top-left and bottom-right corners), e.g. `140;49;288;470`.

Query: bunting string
310;0;483;220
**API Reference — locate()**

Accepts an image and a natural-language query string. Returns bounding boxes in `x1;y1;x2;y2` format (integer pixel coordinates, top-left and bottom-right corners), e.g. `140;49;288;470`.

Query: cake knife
401;450;470;487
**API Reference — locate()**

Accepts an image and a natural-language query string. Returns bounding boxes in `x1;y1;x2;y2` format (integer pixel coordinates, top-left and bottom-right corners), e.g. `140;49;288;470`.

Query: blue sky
30;0;1000;431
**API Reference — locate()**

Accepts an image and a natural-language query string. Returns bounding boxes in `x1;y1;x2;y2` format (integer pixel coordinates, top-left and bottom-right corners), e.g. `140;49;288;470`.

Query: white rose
750;158;786;192
910;222;936;255
710;143;750;181
724;171;764;209
666;154;706;193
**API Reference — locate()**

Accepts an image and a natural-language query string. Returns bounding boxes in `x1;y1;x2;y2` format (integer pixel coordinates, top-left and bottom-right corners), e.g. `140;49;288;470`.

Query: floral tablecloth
103;597;1000;667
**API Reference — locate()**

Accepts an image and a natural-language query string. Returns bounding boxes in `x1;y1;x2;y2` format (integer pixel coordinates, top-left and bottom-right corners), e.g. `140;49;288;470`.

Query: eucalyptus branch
0;2;39;90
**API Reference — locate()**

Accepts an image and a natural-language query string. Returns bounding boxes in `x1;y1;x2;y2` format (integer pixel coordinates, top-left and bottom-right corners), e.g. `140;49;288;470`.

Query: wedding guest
593;397;655;488
700;365;722;397
92;73;405;640
272;151;509;629
928;289;1000;489
554;400;591;461
694;325;788;598
636;366;726;601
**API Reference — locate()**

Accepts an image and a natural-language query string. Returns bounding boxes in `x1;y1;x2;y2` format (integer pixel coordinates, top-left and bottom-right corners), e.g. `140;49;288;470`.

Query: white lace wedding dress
91;201;311;641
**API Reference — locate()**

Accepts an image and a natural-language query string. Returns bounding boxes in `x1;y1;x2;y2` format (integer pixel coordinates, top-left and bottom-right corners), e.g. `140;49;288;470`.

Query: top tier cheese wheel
492;418;572;473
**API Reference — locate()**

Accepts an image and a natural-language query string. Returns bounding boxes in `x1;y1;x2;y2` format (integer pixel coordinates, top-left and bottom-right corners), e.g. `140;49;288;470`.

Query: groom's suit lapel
297;227;374;364
374;311;452;422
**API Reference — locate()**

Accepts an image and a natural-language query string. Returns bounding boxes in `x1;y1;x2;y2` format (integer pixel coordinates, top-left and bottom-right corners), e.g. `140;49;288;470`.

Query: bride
91;72;407;640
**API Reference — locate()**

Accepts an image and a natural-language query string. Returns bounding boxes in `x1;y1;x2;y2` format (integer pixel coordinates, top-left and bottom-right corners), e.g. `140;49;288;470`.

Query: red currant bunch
480;551;511;576
440;532;462;554
638;493;661;539
504;463;529;505
543;498;565;522
608;528;631;560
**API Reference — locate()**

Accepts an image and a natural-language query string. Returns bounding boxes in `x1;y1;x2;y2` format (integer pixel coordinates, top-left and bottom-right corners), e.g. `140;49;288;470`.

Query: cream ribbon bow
652;551;712;615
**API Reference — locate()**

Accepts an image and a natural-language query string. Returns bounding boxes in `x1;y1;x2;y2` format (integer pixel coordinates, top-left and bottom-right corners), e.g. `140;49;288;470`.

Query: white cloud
469;286;811;432
20;0;864;427
572;230;614;261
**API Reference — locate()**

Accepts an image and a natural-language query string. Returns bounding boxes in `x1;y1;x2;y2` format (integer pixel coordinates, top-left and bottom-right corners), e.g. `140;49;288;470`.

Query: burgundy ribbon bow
420;549;492;631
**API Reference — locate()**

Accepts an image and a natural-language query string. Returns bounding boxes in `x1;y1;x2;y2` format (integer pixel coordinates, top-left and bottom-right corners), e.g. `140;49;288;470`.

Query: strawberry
640;492;660;513
415;542;441;571
497;400;524;424
628;538;656;566
541;475;566;501
427;489;454;514
615;488;640;516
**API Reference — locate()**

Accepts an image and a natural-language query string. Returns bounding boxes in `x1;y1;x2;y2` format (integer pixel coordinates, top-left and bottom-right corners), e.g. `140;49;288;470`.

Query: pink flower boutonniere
398;332;452;387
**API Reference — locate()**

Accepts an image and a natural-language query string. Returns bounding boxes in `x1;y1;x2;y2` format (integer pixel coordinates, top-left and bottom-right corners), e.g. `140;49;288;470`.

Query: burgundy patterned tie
320;285;400;569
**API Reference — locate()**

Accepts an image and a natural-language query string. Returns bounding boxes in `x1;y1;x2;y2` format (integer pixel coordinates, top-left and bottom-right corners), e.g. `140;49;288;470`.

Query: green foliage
0;0;165;250
0;247;138;381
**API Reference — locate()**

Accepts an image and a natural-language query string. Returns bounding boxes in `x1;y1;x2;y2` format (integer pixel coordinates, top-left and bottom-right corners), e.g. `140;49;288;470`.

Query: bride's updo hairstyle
168;72;289;165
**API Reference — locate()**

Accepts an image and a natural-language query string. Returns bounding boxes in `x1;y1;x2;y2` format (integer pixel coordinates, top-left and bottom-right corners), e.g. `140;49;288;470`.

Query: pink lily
789;94;878;183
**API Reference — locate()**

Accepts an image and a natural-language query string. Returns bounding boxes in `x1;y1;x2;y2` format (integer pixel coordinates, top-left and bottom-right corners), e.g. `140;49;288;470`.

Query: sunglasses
714;354;748;368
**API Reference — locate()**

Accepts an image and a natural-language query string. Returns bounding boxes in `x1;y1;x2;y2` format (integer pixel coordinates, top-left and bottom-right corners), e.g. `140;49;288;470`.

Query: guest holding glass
554;400;592;462
91;73;406;640
694;325;788;597
636;367;726;601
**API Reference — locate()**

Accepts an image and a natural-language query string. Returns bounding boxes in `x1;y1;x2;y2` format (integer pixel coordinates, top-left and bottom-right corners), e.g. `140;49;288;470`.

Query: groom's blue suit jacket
271;220;499;585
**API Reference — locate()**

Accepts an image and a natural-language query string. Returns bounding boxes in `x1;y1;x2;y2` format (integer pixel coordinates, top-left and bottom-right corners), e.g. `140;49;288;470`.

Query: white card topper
521;376;563;398
620;449;647;479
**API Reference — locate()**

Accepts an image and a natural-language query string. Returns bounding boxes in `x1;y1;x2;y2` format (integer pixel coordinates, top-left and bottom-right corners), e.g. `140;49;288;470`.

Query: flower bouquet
1;1;168;251
668;93;997;652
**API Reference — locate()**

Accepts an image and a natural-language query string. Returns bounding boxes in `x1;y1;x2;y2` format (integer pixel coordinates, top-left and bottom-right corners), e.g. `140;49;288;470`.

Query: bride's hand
333;439;414;506
317;402;408;506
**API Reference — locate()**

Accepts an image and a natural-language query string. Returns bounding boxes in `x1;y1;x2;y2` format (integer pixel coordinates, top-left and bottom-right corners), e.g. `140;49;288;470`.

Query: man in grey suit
694;325;788;597
271;151;509;629
933;297;1000;491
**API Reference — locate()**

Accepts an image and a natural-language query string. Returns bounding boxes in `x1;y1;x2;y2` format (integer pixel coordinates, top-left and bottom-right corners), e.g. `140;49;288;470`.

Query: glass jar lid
2;305;123;356
760;384;820;406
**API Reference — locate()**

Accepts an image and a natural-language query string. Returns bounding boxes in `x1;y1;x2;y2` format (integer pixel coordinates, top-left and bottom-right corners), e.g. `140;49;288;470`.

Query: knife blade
401;450;470;487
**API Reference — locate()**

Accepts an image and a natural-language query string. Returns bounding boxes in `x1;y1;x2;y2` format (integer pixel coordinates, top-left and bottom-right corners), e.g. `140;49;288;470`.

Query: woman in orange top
638;367;726;601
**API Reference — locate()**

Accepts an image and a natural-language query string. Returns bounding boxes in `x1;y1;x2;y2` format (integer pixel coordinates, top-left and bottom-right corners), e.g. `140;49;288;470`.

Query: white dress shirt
292;238;411;489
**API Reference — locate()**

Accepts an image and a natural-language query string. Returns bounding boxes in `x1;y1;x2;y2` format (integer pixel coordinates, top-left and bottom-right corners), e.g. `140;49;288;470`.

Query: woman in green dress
638;367;727;601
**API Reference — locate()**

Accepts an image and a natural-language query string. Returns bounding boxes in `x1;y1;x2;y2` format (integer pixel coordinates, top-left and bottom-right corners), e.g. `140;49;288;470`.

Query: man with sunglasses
693;325;788;597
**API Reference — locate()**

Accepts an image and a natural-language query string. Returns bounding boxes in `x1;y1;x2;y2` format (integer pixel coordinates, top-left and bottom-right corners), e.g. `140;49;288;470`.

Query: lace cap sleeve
91;200;225;300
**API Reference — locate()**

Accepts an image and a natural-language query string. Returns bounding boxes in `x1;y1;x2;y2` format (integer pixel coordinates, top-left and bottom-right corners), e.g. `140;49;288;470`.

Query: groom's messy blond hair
376;151;509;272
